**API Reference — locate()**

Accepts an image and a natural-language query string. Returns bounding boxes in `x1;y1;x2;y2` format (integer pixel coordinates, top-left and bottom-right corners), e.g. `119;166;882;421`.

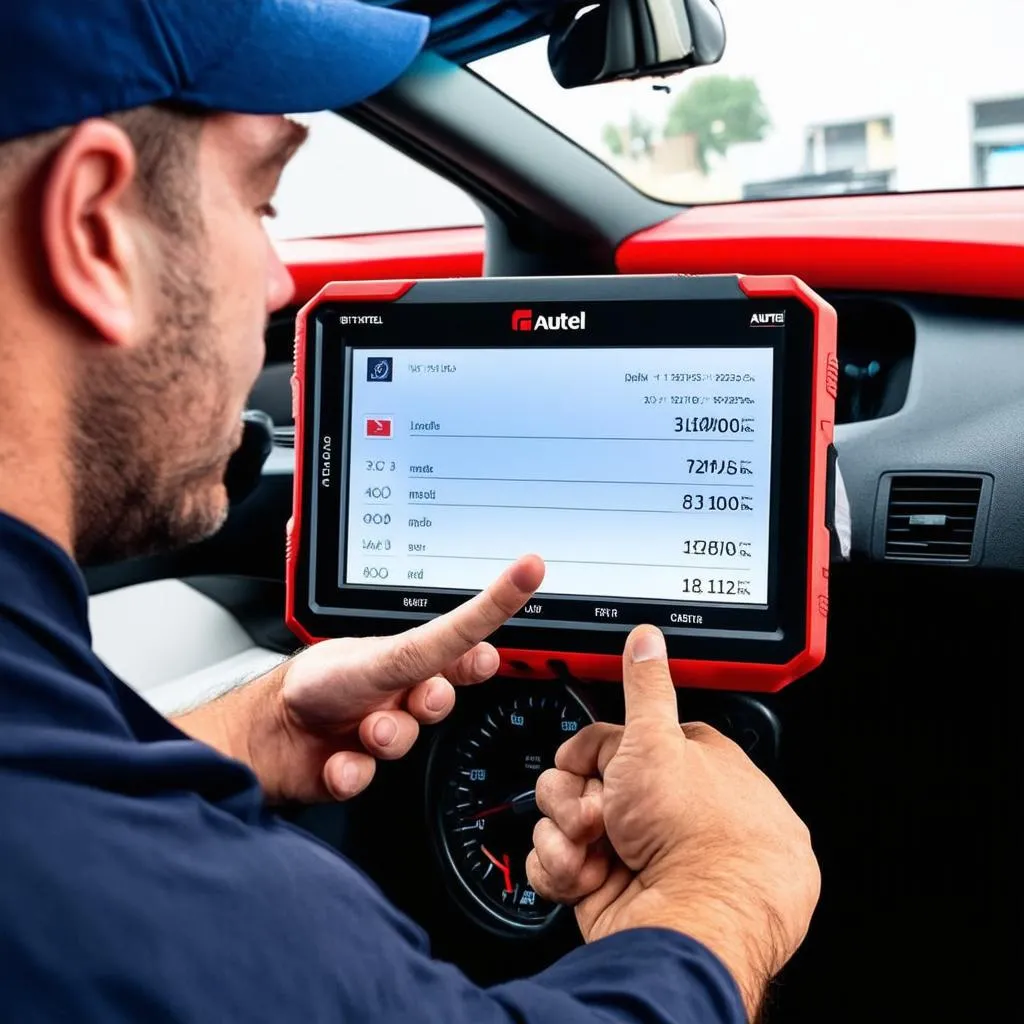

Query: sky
269;0;1024;240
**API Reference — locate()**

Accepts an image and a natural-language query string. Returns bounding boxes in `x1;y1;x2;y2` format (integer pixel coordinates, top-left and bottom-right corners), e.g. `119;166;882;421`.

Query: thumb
622;626;679;729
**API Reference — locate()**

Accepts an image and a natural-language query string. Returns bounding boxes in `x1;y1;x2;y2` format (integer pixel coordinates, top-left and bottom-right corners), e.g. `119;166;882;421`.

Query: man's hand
173;554;544;803
526;625;820;1020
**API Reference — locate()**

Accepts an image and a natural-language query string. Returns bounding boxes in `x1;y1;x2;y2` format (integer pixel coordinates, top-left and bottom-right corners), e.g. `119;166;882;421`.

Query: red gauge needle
481;846;513;894
471;790;536;820
471;803;512;820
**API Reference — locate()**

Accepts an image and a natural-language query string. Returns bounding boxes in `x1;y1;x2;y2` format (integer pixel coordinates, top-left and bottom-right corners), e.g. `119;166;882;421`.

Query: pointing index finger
371;554;545;691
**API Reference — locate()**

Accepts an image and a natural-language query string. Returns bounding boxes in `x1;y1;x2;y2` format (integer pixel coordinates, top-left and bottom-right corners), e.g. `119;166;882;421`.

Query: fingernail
341;761;361;794
424;682;448;713
473;646;500;676
508;555;541;590
373;717;397;746
631;627;666;663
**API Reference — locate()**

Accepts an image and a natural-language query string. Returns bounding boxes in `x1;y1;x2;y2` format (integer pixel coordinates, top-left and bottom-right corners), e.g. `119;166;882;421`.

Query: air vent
883;474;985;563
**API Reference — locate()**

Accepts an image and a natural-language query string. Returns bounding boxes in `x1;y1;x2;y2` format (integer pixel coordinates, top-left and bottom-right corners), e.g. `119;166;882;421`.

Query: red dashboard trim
278;227;484;304
278;192;1024;302
616;190;1024;299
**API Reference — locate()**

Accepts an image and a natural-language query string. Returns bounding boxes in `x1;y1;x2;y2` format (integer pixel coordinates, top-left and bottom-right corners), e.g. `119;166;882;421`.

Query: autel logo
750;311;786;326
511;308;533;331
511;309;587;331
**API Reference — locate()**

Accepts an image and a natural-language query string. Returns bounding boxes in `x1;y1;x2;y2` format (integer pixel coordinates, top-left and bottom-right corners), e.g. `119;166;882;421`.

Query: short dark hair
0;102;207;234
109;102;207;235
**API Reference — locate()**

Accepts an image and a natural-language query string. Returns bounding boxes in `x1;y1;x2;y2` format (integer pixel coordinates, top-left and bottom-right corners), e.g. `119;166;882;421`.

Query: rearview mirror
547;0;725;89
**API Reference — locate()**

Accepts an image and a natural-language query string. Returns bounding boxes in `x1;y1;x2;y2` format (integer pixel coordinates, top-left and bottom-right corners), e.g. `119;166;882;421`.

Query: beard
70;234;236;566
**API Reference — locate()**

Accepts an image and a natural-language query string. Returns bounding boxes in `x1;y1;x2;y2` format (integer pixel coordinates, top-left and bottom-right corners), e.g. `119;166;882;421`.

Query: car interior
84;1;1023;1020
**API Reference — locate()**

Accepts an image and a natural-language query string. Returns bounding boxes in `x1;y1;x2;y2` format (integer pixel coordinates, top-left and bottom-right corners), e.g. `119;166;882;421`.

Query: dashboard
286;676;778;979
829;294;1024;568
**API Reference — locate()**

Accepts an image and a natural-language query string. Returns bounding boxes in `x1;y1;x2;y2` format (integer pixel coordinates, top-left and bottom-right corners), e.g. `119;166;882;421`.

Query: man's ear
40;119;144;348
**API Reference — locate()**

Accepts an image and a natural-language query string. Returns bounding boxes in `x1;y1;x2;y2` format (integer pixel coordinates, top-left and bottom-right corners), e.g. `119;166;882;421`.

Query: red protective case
286;275;837;693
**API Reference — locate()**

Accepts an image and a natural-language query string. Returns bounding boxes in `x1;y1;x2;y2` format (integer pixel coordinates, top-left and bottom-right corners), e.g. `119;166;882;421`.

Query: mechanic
0;2;819;1022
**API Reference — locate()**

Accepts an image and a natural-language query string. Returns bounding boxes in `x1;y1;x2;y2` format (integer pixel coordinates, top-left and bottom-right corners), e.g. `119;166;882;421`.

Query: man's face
73;113;302;563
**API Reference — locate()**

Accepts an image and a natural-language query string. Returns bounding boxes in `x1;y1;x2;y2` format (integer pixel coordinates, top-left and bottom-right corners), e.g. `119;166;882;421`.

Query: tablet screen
344;346;774;606
288;275;835;688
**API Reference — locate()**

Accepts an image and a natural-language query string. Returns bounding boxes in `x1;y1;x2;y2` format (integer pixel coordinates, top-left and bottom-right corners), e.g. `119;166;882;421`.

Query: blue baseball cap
0;0;430;144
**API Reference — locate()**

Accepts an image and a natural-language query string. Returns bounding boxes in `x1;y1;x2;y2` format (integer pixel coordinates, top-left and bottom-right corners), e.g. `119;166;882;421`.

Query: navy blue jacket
0;511;744;1023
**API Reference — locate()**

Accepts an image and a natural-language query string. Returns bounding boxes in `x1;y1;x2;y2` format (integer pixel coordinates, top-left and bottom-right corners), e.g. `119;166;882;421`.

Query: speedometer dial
429;686;594;933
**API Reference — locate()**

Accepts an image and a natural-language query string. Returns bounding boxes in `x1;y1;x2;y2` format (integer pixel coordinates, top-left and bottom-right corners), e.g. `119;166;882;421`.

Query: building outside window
974;96;1024;187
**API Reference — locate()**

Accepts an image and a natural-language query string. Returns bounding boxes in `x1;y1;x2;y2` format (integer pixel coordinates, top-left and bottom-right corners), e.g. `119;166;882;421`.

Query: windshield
472;0;1024;203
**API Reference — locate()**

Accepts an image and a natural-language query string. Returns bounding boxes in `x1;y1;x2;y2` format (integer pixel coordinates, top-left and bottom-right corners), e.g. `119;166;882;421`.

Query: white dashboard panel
89;580;286;715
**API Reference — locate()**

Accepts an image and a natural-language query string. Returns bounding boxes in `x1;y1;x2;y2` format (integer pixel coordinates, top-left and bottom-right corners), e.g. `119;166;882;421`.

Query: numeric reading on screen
344;347;774;605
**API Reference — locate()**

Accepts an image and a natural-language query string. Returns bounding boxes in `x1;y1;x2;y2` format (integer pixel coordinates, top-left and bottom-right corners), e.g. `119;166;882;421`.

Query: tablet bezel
286;275;836;692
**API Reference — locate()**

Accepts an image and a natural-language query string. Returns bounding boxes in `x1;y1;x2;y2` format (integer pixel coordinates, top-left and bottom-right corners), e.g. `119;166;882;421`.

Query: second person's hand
526;625;820;1020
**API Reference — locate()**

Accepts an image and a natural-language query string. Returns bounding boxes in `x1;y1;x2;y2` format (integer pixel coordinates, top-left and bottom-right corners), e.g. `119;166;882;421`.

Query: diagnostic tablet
286;275;837;692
